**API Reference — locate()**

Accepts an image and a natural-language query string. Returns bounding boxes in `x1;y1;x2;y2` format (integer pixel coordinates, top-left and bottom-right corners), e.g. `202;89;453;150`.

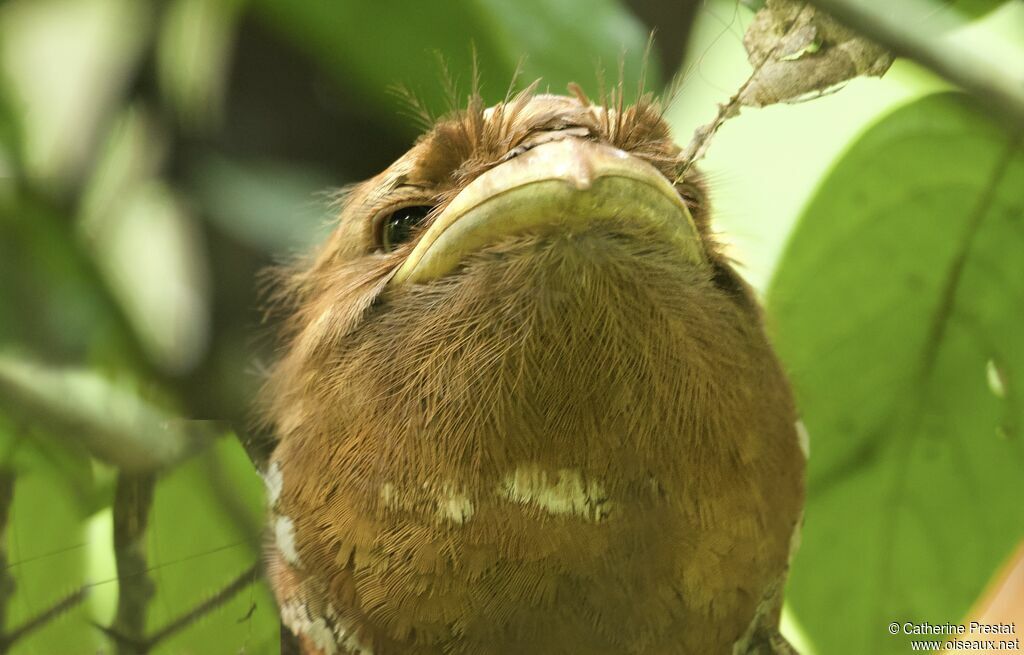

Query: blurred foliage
0;0;1020;653
251;0;655;133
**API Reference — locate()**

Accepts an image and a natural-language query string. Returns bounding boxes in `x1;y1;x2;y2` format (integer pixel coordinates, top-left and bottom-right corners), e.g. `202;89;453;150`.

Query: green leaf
4;464;97;653
147;438;277;654
943;0;1012;20
470;0;655;95
0;75;23;180
768;92;1024;655
250;0;655;132
0;414;100;516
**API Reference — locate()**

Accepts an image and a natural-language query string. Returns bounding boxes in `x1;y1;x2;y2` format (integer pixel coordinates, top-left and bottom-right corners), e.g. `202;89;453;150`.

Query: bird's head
263;89;772;486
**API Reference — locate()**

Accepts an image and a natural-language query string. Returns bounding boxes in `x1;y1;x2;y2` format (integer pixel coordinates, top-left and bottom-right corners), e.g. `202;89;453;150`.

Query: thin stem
146;564;259;647
110;472;156;655
0;587;88;653
677;4;816;175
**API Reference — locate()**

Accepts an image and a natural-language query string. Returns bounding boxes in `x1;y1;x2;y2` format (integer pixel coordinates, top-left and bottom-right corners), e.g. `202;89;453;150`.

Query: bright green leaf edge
768;92;1024;655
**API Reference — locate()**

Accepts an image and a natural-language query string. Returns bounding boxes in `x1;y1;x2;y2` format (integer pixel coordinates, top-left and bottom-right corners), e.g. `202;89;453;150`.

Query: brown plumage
261;88;805;655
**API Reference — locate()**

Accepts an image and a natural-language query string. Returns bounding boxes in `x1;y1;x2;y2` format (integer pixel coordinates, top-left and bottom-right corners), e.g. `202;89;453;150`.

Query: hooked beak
391;137;705;285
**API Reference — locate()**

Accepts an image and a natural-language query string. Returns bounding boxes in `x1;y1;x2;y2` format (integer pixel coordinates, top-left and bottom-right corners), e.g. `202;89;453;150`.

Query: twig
95;564;260;652
110;472;156;655
0;587;88;653
146;564;259;647
806;0;1024;129
678;5;813;176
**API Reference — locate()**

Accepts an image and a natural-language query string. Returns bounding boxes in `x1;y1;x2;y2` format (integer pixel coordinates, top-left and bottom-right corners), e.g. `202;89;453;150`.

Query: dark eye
380;205;432;252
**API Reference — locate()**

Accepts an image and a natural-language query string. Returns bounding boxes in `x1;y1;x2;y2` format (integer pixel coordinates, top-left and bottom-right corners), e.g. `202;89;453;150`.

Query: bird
259;85;806;655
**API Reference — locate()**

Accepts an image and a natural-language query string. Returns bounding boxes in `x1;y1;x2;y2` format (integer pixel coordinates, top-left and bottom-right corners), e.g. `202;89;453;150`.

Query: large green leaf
769;92;1024;654
147;437;277;654
251;0;655;131
2;449;98;653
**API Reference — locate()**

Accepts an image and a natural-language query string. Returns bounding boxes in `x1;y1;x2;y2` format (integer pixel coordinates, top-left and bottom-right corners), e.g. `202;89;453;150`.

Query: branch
110;472;156;655
806;0;1024;129
95;564;260;652
146;564;259;647
0;587;88;653
679;3;820;175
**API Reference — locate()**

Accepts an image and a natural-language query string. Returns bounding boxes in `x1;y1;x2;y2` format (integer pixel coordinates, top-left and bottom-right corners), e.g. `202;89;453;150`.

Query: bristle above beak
391;138;705;285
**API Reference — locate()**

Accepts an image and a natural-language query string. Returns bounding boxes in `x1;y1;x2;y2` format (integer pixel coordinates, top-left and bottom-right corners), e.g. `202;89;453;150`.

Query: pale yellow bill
391;137;705;285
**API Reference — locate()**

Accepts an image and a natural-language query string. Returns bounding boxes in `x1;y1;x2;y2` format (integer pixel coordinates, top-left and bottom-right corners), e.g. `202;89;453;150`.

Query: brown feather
261;90;805;655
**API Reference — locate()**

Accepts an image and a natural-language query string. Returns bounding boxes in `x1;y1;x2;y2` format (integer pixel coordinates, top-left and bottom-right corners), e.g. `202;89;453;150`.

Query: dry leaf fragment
678;0;895;175
740;0;893;107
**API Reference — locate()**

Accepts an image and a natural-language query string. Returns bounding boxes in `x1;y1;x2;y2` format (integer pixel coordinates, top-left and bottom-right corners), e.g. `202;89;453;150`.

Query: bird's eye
380;205;432;252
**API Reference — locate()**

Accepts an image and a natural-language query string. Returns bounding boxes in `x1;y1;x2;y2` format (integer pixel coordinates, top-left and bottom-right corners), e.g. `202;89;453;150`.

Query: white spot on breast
327;604;375;654
281;601;338;655
379;482;396;507
795;419;810;460
500;465;613;521
275;516;301;566
280;600;375;655
439;489;474;524
263;461;283;507
379;482;473;525
308;617;339;654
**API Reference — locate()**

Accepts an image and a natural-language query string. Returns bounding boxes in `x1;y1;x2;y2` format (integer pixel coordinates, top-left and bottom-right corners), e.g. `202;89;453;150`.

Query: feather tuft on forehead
417;85;689;208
